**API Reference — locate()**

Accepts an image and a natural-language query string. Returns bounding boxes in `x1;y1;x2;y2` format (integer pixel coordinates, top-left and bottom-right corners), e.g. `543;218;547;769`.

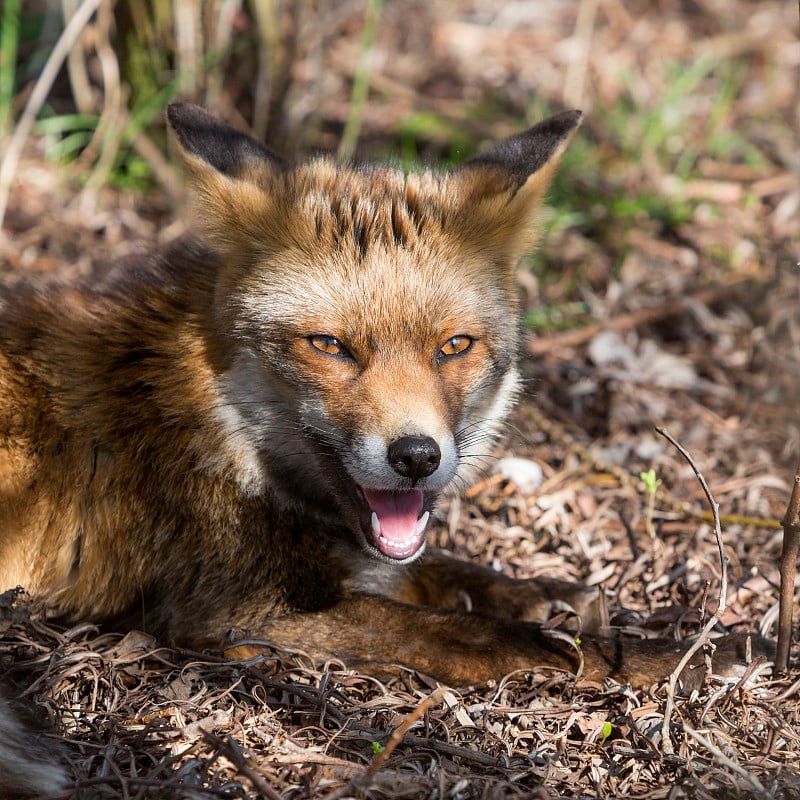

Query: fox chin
0;104;772;796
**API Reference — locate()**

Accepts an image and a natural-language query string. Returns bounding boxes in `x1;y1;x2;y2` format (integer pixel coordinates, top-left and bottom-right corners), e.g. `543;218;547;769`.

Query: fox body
0;105;768;795
1;104;579;642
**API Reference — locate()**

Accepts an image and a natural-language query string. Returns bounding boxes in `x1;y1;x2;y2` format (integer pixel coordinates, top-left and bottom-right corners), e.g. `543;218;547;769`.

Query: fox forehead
226;161;518;341
236;157;485;258
294;158;454;252
237;244;512;348
176;104;582;336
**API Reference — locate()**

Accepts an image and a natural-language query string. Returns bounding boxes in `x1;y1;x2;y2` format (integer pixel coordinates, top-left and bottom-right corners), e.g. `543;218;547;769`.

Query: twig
251;0;280;141
655;427;728;757
683;725;767;795
0;0;106;230
694;512;782;531
526;278;754;355
213;734;283;800
563;0;599;109
73;0;123;210
359;687;443;783
0;0;21;136
337;0;383;162
765;672;800;704
611;744;686;767
777;457;800;671
343;722;515;769
324;688;444;799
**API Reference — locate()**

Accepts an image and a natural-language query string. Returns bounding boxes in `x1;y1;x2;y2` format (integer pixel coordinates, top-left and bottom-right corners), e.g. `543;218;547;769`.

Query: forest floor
1;0;799;797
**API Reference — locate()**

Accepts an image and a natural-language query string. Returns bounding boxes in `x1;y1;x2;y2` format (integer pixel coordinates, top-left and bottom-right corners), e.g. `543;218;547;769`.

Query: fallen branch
322;687;445;799
213;734;284;800
0;0;107;230
358;687;444;785
683;725;767;795
346;728;513;769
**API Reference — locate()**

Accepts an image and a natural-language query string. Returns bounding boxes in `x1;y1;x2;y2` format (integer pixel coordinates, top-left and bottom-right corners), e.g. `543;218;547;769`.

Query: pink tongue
362;488;424;555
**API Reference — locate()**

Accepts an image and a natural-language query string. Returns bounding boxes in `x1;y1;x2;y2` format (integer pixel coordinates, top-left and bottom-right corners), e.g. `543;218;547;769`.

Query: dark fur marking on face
402;190;427;237
389;200;410;248
311;181;439;257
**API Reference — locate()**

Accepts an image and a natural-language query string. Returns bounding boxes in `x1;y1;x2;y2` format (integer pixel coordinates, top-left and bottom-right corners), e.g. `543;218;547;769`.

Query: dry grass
0;575;794;799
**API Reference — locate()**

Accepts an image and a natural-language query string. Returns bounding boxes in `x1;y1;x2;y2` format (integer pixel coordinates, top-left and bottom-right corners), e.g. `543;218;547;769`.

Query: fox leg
226;594;584;685
385;556;772;689
224;594;771;691
385;553;607;632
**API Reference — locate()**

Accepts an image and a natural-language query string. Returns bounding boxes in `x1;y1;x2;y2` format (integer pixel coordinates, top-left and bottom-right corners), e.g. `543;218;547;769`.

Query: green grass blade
0;0;21;136
337;0;383;162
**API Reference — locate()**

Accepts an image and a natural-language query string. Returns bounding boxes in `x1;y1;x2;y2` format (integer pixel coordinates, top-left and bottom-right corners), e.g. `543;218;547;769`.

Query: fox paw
675;632;774;693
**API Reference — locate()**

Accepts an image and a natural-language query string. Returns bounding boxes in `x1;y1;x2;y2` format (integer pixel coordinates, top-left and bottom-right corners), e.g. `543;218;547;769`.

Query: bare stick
563;0;599;109
777;458;800;671
655;427;728;757
213;735;283;800
323;687;444;799
358;687;444;784
683;725;767;795
337;0;383;162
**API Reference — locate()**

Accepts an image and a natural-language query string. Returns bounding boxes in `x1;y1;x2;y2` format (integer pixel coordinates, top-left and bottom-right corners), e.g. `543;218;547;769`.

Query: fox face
219;217;522;563
168;104;581;564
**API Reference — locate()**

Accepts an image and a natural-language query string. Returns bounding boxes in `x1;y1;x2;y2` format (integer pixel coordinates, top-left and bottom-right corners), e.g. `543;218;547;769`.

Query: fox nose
388;436;441;482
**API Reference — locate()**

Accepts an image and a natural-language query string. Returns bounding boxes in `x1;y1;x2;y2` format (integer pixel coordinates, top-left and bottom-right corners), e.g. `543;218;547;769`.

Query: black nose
387;436;441;482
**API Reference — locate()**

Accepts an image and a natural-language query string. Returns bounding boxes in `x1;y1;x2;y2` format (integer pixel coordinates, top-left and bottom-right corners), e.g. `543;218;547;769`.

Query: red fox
0;104;769;795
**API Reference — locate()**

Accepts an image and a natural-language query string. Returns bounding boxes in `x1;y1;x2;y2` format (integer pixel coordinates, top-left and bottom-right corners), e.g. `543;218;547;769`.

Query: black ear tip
166;102;186;127
460;108;583;182
166;102;214;135
166;102;283;176
534;108;583;136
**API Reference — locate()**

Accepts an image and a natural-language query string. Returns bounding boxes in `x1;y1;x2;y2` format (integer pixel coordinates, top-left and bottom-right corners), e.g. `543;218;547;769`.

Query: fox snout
387;435;441;484
342;429;456;564
347;425;458;494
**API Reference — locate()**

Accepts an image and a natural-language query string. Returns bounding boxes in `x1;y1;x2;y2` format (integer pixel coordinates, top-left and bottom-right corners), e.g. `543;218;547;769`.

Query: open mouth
360;487;430;561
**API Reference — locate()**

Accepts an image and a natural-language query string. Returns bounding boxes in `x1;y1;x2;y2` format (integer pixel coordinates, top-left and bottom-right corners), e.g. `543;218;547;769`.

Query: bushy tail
0;696;67;799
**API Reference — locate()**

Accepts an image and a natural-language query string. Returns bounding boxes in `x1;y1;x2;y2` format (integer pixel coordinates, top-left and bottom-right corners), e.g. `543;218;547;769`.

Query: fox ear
167;103;285;256
167;102;283;179
455;109;582;260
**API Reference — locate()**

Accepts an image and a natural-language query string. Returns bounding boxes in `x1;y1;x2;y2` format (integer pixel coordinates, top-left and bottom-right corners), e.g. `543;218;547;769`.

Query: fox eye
309;334;349;358
438;335;474;360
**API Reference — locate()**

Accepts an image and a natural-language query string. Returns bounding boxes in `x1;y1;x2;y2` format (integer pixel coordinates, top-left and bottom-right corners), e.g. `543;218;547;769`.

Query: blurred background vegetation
0;0;796;308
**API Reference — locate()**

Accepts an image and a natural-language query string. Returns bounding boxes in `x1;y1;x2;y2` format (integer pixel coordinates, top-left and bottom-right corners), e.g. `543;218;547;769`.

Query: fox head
168;103;580;563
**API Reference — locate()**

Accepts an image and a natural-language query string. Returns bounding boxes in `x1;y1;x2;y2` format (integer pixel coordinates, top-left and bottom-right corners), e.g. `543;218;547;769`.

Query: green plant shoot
641;468;662;540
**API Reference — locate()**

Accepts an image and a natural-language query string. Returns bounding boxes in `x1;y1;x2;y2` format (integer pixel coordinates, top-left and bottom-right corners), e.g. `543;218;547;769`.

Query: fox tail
0;695;67;798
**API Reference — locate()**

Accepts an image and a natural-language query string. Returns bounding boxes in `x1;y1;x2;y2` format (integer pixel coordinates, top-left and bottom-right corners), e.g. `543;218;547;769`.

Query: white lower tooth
415;511;430;536
371;512;381;537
